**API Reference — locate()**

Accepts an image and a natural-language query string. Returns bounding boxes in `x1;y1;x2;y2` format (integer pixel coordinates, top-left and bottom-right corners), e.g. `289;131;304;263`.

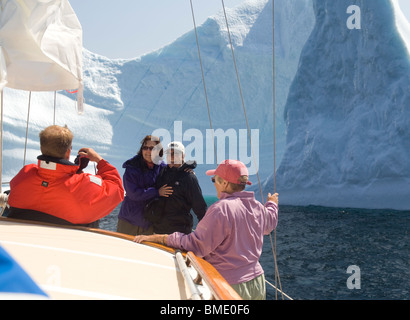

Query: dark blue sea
101;197;410;300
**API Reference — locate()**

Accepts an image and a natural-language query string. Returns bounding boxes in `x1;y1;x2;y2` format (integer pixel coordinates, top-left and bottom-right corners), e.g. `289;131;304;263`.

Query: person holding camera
6;125;124;227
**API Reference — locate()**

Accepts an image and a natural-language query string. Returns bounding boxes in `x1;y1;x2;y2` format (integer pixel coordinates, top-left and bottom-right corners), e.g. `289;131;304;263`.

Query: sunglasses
211;177;216;183
142;146;154;151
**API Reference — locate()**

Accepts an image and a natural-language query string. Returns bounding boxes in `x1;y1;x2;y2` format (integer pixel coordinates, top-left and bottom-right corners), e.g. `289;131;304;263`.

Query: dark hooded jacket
144;161;207;234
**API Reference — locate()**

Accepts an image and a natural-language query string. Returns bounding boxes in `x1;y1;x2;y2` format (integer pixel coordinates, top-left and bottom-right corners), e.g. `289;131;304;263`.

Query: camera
74;154;90;173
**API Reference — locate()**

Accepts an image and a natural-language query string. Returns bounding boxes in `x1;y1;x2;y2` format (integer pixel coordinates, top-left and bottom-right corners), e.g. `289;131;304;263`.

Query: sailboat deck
0;218;195;300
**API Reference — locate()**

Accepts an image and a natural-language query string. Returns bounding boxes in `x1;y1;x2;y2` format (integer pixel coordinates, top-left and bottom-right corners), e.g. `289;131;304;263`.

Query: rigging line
271;220;284;300
271;0;284;300
271;0;283;300
1;90;3;194
221;0;284;300
190;0;217;165
23;91;32;167
53;91;57;125
220;0;261;194
265;278;293;300
273;0;276;195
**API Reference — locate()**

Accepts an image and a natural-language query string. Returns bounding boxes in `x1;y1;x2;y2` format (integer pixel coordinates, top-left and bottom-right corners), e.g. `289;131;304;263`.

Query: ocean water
100;197;410;300
262;206;410;300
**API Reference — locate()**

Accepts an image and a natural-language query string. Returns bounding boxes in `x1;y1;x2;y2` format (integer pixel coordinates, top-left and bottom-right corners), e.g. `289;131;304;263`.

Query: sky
399;0;410;21
69;0;246;59
70;0;410;59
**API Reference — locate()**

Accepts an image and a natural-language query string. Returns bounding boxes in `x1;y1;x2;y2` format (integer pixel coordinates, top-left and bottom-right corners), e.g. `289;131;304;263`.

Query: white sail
0;0;83;108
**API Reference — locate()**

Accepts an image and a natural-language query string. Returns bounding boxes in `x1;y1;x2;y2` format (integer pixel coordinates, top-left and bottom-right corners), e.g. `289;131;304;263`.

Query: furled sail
0;0;83;111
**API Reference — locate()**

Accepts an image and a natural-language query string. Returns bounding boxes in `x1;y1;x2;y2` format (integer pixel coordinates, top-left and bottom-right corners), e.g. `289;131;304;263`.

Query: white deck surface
0;219;190;300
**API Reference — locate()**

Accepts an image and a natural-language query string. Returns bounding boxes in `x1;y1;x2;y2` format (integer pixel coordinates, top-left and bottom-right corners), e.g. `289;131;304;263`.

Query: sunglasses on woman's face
142;146;154;151
211;177;216;183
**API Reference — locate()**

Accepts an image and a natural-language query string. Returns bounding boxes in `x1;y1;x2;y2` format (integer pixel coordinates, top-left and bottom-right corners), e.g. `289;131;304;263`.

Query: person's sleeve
96;159;125;200
263;201;279;235
71;159;124;223
122;168;159;201
167;205;229;258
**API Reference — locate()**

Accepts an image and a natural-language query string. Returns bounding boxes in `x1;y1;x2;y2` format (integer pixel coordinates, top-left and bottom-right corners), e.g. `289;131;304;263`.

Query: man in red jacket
7;125;124;227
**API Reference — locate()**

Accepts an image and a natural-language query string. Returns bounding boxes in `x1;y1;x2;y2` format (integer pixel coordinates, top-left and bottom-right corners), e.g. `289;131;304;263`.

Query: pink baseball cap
206;160;252;185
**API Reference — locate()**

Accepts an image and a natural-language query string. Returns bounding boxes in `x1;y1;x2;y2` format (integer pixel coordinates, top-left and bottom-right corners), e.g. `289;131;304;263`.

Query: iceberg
4;0;408;210
270;0;410;210
1;0;314;197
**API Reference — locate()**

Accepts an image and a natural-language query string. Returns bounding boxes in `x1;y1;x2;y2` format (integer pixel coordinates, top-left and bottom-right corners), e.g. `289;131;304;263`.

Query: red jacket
8;157;124;225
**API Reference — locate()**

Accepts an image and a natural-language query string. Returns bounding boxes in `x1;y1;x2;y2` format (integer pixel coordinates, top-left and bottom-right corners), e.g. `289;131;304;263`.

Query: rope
0;90;3;194
23;91;32;167
189;0;218;165
190;0;285;301
220;0;284;300
220;1;261;187
271;0;282;300
272;0;276;195
53;91;57;125
265;278;293;300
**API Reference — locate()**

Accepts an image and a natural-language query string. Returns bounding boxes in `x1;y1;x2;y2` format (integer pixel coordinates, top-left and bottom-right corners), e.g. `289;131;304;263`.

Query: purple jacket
118;155;166;229
167;191;278;285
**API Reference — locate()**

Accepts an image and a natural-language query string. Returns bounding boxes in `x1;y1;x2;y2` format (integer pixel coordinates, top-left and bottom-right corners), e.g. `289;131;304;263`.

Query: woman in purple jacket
117;135;172;236
134;159;279;300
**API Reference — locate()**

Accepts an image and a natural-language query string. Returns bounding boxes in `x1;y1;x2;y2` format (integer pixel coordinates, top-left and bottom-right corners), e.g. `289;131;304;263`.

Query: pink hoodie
167;191;278;285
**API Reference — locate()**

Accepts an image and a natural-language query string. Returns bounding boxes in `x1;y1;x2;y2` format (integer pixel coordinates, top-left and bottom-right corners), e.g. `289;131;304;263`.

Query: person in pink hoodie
134;159;279;300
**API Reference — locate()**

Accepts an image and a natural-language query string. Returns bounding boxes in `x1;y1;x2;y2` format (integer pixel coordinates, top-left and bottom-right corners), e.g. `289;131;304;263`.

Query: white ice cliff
270;0;410;210
4;0;409;210
1;0;314;197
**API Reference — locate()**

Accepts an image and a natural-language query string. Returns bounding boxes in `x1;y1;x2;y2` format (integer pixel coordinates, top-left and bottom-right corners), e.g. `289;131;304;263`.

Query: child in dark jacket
144;141;207;234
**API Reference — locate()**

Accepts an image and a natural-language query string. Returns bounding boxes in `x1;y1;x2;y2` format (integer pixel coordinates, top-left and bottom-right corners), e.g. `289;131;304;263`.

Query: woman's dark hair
137;135;163;158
